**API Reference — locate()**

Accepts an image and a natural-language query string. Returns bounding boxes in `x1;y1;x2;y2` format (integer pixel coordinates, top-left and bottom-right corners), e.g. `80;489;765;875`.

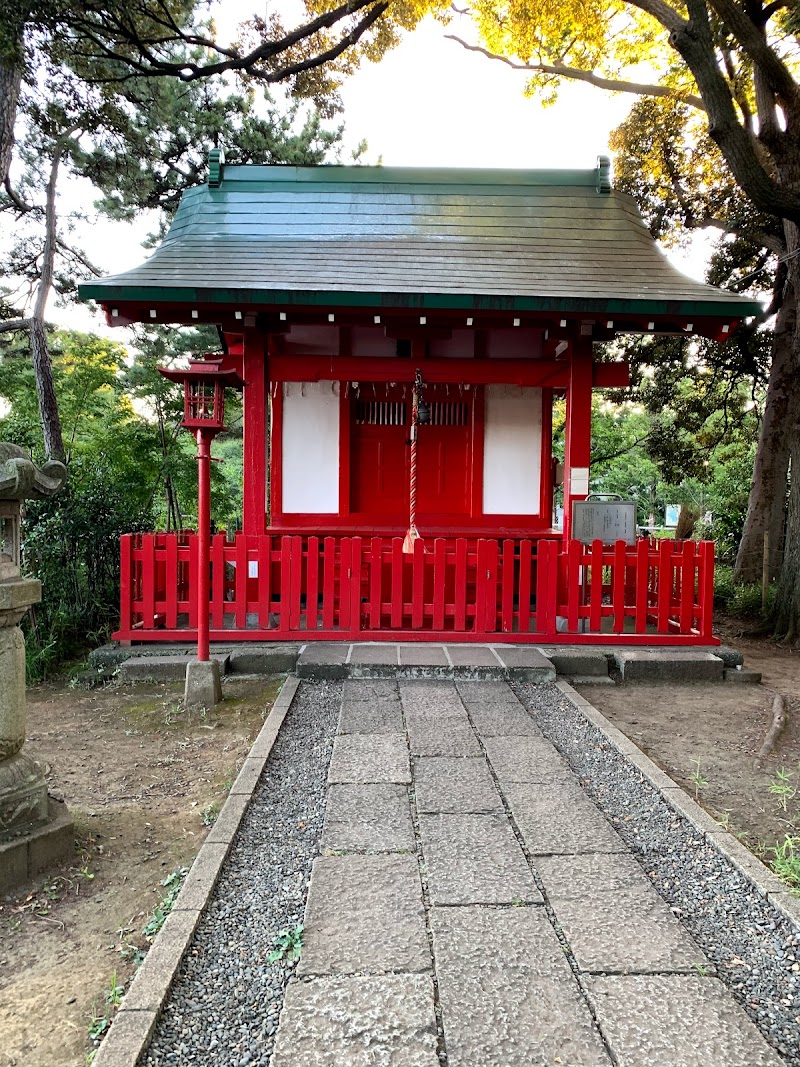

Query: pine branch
55;237;103;276
67;0;387;84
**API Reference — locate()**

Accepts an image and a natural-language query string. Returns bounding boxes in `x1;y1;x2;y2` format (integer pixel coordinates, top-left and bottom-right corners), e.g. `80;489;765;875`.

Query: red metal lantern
159;357;245;436
158;356;245;671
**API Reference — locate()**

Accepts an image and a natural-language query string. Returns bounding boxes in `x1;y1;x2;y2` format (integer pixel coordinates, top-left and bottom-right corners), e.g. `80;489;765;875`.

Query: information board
572;499;638;545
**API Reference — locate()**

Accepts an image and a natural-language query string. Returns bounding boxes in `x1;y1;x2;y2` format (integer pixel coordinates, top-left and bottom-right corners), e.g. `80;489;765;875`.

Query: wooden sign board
572;500;637;546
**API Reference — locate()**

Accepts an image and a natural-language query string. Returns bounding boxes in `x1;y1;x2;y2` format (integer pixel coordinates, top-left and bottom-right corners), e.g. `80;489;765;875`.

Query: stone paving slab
535;852;653;899
399;644;449;666
493;647;556;673
432;906;611;1067
322;784;415;853
338;700;404;734
419;814;542;904
342;679;400;702
483;735;568;783
467;704;543;737
447;645;500;667
503;780;627;855
297;855;430;976
407;719;482;757
400;681;467;719
586;975;784;1066
553;885;708;974
414;757;503;814
327;735;411;784
456;680;521;705
349;644;400;665
271;974;440;1067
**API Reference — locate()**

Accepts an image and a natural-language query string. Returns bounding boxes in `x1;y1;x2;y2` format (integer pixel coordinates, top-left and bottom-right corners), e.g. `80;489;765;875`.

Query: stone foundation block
613;650;724;683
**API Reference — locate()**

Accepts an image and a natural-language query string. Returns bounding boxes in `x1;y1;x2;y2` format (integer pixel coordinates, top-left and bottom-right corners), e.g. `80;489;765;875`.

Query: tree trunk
734;295;796;583
0;19;23;189
27;130;77;464
768;203;800;642
771;412;800;643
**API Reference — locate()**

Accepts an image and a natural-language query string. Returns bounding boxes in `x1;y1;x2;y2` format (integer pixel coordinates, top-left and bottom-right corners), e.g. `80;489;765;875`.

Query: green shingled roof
79;161;762;319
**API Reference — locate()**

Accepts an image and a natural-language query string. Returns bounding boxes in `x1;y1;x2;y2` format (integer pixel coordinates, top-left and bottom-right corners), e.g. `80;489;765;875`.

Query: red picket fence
115;532;716;645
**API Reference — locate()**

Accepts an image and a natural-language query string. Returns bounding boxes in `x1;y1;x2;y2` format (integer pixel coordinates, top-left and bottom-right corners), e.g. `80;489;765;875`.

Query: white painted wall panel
282;381;340;513
482;385;542;515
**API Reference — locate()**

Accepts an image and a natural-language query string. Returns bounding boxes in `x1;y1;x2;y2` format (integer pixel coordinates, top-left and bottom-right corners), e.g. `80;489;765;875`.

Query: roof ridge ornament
596;155;612;195
209;147;225;188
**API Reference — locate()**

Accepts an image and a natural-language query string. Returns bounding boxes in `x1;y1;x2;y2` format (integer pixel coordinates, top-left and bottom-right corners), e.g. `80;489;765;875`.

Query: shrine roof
79;159;762;320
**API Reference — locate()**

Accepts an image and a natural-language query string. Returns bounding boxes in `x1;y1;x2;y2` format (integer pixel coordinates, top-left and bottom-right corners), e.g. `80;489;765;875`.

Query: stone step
613;650;724;683
541;648;610;677
723;667;763;685
120;653;230;682
227;646;300;675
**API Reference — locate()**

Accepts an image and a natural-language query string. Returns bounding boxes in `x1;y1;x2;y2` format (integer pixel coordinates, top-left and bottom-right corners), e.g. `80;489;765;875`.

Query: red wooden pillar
563;335;593;541
242;328;267;535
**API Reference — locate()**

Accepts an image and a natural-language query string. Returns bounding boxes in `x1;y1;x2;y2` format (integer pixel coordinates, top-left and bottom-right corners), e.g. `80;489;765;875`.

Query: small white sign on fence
572;499;638;546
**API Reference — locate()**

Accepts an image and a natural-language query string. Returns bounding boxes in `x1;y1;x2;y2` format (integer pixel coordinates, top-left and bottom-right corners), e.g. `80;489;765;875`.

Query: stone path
271;678;783;1067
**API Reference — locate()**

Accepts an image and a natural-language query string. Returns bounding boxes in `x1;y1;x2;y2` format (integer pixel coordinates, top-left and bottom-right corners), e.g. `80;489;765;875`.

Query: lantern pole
157;356;245;709
196;429;212;663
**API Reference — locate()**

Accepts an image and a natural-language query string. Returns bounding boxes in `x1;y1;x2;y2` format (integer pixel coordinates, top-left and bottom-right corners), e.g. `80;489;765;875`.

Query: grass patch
770;836;800;891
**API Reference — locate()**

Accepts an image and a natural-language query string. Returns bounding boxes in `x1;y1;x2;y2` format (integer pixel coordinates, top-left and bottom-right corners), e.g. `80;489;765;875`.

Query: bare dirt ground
578;620;800;855
0;675;280;1067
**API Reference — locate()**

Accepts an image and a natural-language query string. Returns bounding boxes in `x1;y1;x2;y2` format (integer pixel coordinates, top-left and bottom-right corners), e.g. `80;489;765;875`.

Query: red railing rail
115;532;716;645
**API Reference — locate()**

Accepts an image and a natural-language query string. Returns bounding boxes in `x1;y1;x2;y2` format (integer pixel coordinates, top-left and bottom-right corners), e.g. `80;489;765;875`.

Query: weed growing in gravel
268;924;304;963
689;760;709;800
771;836;800;890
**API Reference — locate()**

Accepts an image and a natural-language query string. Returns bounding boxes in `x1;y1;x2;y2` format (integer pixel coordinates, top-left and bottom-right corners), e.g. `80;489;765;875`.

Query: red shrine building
80;155;760;645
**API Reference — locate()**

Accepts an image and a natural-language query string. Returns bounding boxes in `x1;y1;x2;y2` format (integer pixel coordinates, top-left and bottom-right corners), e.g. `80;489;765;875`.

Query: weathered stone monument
0;443;72;891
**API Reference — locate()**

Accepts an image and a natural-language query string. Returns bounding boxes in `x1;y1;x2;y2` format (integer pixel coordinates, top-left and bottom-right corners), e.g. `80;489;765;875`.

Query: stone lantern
0;443;68;890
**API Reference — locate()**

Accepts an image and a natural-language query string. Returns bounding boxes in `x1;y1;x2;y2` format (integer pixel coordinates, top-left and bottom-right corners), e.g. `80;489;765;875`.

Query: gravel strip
514;681;800;1066
142;680;341;1067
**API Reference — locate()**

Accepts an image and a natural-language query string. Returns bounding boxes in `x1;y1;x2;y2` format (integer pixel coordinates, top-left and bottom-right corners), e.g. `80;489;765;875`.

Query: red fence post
306;536;319;633
613;540;627;633
679;540;696;633
322;537;336;631
656;539;674;634
350;537;363;638
454;538;468;632
119;535;133;637
433;538;447;632
700;541;716;640
391;538;404;629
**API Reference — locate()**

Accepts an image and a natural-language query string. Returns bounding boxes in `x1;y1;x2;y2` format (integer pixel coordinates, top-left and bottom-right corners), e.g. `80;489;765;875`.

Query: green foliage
268;924;305;963
142;867;189;940
771;837;800;891
0;325;245;678
713;566;775;620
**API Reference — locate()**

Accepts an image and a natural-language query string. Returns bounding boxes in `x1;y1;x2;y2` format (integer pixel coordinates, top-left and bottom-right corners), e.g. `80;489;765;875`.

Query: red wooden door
417;390;472;520
349;384;473;525
350;391;409;520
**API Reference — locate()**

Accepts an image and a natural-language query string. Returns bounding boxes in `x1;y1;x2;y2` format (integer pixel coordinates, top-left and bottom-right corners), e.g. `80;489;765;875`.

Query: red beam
267;354;629;388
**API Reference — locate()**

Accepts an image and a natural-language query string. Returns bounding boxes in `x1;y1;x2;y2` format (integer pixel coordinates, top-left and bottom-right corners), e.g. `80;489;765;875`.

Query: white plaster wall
483;385;542;515
282;381;340;513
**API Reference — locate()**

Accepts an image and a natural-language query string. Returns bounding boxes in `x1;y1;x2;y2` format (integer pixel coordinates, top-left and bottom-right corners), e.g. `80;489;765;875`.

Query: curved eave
78;282;763;320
